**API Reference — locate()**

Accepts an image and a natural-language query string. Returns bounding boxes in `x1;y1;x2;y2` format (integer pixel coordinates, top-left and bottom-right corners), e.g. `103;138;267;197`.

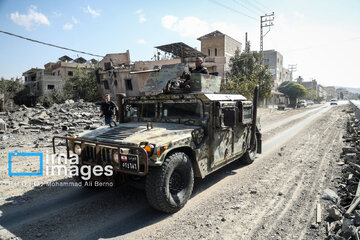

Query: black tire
145;152;194;213
242;135;257;164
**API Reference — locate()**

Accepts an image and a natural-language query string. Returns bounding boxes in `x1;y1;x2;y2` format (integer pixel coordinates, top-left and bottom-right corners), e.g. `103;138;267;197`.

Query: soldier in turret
190;57;209;74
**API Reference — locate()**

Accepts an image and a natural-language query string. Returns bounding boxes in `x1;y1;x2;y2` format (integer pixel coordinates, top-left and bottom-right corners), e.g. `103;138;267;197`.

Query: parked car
297;100;307;108
306;100;314;106
277;102;286;110
330;99;338;105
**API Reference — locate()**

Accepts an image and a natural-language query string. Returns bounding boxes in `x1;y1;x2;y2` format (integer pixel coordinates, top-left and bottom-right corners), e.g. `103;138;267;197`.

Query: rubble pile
0;100;103;149
323;110;360;239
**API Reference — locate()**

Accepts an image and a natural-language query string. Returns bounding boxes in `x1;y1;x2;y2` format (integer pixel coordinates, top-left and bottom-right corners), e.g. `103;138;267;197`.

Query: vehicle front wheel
145;152;194;213
241;135;257;164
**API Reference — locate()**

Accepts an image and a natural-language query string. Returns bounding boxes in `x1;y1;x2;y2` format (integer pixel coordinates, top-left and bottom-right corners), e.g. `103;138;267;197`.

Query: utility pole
245;32;250;53
260;12;274;64
288;64;297;81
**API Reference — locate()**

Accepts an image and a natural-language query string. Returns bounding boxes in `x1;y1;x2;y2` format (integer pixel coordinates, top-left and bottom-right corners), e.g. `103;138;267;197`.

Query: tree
306;89;318;101
221;49;273;100
63;66;101;102
278;81;308;105
0;77;26;107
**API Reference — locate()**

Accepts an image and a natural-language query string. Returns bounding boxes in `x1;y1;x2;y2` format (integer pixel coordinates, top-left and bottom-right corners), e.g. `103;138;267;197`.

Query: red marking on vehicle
121;154;127;162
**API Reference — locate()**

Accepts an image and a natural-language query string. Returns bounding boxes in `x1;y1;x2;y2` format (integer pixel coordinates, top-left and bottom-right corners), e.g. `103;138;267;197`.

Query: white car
330;99;338;105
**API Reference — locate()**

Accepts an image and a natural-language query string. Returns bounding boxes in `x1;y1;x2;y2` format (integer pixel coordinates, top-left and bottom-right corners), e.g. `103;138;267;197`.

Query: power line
0;30;104;58
242;0;267;14
260;12;274;61
288;64;297;72
232;0;260;15
208;0;258;21
252;0;273;12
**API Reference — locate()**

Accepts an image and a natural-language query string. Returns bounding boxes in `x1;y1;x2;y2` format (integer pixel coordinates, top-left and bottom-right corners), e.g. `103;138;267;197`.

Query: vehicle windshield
126;103;156;118
162;102;202;118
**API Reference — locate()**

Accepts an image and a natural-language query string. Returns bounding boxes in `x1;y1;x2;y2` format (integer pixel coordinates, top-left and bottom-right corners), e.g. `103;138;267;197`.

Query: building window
125;79;133;91
215;48;218;56
208;49;211;56
68;71;73;76
57;70;60;76
103;81;110;90
47;85;55;90
114;80;118;86
264;58;269;63
25;76;28;82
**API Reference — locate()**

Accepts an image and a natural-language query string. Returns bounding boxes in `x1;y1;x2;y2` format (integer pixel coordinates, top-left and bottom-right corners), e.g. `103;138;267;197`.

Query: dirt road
0;103;348;240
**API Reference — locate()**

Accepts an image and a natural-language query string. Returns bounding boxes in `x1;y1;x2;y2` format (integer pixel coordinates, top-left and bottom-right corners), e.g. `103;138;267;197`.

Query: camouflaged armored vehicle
53;63;262;213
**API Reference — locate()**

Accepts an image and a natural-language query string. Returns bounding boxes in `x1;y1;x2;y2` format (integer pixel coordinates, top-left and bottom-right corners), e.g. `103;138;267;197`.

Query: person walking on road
100;94;118;125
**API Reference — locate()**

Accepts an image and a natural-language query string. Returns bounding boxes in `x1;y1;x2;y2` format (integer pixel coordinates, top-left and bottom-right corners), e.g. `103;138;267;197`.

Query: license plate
120;153;139;171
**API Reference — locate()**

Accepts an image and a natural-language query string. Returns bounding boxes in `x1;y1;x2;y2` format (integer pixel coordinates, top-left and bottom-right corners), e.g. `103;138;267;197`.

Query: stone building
299;79;318;92
97;31;243;98
197;30;242;78
97;50;182;98
23;55;94;98
263;50;285;90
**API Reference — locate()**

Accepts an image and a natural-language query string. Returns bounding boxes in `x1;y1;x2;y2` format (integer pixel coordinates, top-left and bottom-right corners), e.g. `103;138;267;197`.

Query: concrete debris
322;188;339;203
325;109;360;239
328;208;342;221
0;100;103;148
0;118;6;131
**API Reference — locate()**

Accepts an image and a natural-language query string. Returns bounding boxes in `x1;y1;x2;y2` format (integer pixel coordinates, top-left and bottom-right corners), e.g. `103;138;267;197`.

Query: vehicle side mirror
223;108;236;127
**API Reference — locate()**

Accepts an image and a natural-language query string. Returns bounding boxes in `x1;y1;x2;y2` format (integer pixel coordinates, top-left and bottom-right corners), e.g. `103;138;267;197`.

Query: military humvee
53;63;262;213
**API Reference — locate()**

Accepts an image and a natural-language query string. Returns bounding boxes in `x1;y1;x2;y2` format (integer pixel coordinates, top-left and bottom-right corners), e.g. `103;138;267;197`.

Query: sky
0;0;359;88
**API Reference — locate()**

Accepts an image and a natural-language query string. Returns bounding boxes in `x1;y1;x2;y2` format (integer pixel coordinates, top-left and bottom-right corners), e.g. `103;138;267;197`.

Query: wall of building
224;35;242;73
49;62;92;82
200;36;225;57
263;50;284;90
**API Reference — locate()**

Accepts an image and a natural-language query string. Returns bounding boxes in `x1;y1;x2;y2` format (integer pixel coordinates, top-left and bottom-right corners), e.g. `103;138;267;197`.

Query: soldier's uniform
190;66;209;74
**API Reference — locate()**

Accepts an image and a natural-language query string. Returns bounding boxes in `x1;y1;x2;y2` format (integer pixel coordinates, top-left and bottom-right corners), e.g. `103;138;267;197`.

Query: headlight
140;143;155;157
74;144;82;155
113;150;119;164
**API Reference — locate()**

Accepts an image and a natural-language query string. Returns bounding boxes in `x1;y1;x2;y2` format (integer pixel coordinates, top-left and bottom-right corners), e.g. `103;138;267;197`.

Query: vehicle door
211;101;237;169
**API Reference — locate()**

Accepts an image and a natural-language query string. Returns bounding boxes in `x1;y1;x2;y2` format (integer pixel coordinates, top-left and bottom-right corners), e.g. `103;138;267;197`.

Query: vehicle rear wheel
145;152;194;213
242;135;257;164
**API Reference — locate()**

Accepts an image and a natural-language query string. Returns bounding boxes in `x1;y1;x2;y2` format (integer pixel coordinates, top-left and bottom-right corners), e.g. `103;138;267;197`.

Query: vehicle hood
78;122;201;146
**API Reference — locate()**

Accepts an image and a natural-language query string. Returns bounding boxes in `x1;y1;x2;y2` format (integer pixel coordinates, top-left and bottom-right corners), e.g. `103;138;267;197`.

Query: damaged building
97;30;243;98
23;55;96;101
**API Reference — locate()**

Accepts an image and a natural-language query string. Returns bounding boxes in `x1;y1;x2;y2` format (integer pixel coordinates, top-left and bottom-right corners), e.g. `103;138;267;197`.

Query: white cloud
161;15;210;38
10;5;50;30
72;16;79;24
137;39;147;44
52;11;62;18
135;9;146;23
139;15;146;23
85;5;100;18
63;23;73;30
294;11;305;19
161;15;244;40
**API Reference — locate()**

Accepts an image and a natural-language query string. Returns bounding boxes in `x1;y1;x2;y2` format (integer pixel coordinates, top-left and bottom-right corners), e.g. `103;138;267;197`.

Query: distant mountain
335;86;360;94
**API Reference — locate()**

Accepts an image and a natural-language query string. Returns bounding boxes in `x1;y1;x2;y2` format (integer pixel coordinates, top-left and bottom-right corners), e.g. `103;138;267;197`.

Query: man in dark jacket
100;94;118;125
190;57;209;74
